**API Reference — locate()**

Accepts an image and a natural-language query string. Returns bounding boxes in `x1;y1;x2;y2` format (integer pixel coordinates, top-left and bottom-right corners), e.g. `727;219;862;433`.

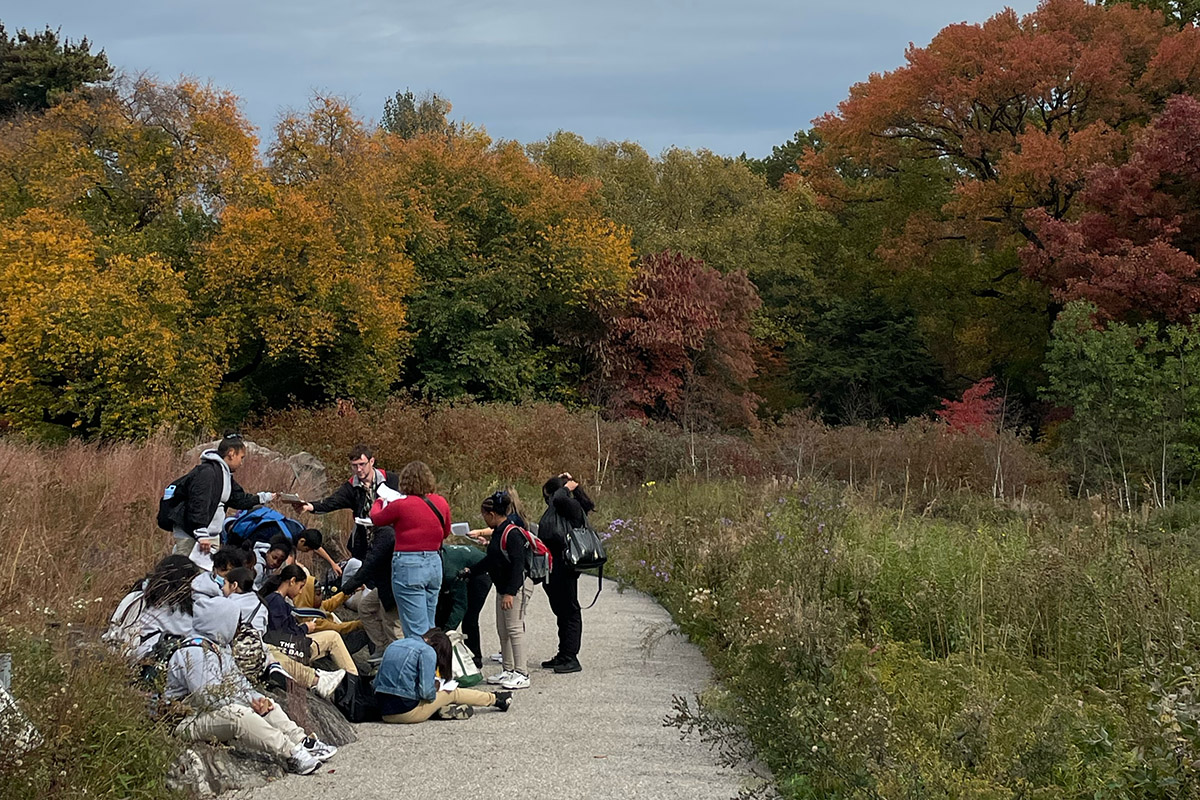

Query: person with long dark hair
261;565;359;677
536;473;594;674
374;628;512;723
459;490;534;689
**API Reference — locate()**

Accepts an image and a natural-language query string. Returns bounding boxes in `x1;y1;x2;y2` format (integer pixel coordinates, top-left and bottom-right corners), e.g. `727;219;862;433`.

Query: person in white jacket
165;595;336;774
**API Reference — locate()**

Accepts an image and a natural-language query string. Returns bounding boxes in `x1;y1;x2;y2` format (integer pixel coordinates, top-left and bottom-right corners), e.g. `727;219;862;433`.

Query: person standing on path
293;444;399;575
536;473;594;674
171;434;275;557
460;490;534;690
370;461;451;638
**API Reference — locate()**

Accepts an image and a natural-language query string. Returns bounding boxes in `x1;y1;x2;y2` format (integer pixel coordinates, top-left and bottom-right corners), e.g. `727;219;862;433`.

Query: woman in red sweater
370;461;451;638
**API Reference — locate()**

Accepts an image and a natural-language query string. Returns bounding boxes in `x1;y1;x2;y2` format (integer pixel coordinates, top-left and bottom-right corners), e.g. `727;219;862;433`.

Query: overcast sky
8;1;1038;157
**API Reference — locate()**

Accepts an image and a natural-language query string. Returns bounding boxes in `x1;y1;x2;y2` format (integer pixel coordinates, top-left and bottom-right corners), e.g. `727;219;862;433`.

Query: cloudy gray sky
8;1;1037;157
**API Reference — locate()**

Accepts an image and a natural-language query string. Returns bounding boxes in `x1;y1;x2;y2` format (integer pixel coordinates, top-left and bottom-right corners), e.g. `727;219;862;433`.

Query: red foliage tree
597;251;761;427
808;0;1196;227
1022;93;1200;322
936;377;1003;437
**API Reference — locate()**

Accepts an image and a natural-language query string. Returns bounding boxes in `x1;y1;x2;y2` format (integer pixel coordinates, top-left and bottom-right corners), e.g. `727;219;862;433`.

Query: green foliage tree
745;129;815;187
1044;302;1200;506
791;295;942;424
0;23;111;117
380;88;454;138
1103;0;1200;26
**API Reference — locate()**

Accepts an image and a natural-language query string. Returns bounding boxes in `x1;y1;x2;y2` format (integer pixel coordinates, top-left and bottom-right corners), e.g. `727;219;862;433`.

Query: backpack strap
498;523;524;559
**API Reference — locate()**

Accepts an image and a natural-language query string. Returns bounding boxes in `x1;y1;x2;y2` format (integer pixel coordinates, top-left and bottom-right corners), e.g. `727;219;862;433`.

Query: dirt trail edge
235;575;759;799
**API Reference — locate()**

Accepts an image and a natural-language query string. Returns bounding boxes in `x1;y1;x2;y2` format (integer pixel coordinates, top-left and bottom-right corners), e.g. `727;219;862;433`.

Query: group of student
106;434;596;775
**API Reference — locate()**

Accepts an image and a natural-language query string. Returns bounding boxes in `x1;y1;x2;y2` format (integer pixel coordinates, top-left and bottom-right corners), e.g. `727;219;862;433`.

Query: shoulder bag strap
420;495;446;529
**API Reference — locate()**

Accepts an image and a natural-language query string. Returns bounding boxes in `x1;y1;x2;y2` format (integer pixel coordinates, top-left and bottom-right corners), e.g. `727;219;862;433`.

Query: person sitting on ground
129;555;201;660
459;490;534;690
261;565;359;677
170;433;276;557
374;628;512;723
436;541;490;668
165;594;336;775
226;567;345;699
292;444;400;577
253;535;294;591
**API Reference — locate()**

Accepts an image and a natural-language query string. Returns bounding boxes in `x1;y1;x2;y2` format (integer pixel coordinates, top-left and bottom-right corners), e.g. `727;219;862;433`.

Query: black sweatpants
543;563;581;658
463;572;491;667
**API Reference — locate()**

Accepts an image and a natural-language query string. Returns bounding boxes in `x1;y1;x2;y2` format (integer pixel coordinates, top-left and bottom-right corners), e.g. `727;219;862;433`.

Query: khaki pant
381;687;497;724
171;537;194;556
175;703;305;758
497;579;533;676
296;577;363;636
267;646;317;689
308;629;358;675
358;588;403;650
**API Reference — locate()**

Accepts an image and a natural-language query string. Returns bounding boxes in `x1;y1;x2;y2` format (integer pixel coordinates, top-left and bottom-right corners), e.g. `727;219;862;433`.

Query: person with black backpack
161;434;276;557
457;490;538;690
536;473;596;675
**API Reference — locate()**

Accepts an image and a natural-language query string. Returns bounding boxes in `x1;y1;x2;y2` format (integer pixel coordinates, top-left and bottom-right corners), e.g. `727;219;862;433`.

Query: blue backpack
223;507;305;549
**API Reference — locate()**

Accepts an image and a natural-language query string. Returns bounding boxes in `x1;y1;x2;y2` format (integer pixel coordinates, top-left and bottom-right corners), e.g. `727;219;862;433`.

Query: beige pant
175;703;305;758
381;687;497;724
171;537;194;556
497;579;533;675
308;629;359;675
358;588;403;650
267;646;317;689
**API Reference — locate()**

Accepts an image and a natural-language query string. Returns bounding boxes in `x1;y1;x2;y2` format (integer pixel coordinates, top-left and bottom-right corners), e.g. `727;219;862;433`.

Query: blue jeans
391;551;442;638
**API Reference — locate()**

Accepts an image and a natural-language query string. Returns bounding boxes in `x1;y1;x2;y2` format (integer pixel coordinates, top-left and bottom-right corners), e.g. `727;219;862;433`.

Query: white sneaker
303;735;338;761
313;668;346;700
289;744;321;775
501;671;530;690
490;652;503;663
486;670;512;685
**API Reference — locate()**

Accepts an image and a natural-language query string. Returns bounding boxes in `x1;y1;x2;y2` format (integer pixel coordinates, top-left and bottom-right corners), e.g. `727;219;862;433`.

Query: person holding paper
293;444;399;568
173;433;275;558
373;629;512;723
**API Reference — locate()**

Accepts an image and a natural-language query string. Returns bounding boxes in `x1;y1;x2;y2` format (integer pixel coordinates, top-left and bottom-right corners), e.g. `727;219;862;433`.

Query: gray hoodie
165;595;264;709
228;591;269;634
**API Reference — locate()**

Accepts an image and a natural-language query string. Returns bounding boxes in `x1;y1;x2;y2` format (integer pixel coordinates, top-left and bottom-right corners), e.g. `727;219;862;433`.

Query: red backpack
499;524;552;584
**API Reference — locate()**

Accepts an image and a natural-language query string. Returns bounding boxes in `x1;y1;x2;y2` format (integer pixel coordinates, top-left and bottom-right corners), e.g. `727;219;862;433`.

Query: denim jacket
373;637;436;703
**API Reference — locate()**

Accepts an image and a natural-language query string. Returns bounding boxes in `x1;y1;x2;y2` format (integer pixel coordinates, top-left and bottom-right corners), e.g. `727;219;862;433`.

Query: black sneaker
540;654;565;669
553;656;582;674
494;691;513;712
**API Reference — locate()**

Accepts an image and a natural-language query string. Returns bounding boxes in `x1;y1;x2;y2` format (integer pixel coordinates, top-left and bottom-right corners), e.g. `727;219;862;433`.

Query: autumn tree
0;23;111;117
803;0;1200;405
1104;0;1200;27
1023;93;1200;323
384;129;634;401
596;251;761;427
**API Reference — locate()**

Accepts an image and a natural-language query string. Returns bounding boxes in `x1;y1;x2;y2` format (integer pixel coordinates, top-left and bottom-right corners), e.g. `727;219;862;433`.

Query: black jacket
537;487;591;556
339;525;397;610
181;458;262;538
310;469;400;558
473;514;529;596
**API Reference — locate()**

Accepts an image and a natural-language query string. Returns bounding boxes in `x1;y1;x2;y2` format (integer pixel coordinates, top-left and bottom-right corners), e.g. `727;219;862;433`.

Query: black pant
543;564;581;658
435;572;492;667
463;573;491;667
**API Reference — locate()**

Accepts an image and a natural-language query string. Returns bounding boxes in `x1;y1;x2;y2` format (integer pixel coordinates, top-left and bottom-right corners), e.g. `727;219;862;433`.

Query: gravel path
239;575;755;799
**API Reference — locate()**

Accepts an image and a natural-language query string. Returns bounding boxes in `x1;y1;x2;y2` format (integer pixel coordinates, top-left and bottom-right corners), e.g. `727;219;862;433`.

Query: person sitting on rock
165;594;336;775
252;535;294;591
261;565;360;678
374;628;512;723
226;567;345;699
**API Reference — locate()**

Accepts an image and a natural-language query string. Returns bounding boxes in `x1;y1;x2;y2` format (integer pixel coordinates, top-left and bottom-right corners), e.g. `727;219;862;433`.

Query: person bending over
171;433;275;557
374;628;511;723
